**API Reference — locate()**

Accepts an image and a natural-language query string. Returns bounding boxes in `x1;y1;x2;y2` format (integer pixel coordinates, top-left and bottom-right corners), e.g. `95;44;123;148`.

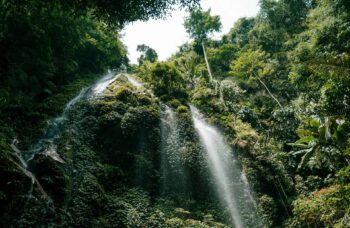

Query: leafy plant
289;116;346;171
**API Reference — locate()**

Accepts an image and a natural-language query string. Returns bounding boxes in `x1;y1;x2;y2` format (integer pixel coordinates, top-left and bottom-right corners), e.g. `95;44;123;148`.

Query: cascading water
126;74;143;88
15;71;143;168
10;71;139;201
92;70;118;96
22;70;118;164
159;104;188;195
190;105;262;228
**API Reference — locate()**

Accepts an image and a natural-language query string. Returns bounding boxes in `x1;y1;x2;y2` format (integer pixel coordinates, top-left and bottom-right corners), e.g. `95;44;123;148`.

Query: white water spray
92;70;118;95
159;104;188;195
190;105;262;228
10;70;147;207
19;71;143;167
125;74;143;88
9;70;124;205
24;71;122;163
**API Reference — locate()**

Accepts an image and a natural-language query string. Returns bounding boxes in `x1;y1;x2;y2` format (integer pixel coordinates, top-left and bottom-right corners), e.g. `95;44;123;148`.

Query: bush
148;62;189;102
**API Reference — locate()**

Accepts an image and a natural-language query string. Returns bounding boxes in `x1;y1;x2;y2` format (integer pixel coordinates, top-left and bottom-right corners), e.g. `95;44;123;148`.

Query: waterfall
190;105;262;228
8;70;123;201
159;104;188;195
125;74;143;88
24;87;88;164
23;70;119;164
13;71;143;168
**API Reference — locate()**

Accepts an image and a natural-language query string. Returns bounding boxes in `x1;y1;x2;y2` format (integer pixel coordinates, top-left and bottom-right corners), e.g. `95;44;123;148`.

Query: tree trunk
202;42;213;82
253;72;283;109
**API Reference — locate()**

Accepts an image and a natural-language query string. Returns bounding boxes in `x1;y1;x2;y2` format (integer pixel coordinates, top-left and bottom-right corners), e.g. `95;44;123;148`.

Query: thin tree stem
253;71;283;108
202;42;213;82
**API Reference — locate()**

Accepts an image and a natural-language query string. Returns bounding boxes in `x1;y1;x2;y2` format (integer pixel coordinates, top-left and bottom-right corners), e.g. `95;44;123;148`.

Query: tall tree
137;44;158;65
230;49;283;108
184;9;221;81
259;0;310;34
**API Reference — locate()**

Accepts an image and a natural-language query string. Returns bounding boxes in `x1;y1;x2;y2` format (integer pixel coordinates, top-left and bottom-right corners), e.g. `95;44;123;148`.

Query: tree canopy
184;9;222;42
4;0;200;26
137;44;159;64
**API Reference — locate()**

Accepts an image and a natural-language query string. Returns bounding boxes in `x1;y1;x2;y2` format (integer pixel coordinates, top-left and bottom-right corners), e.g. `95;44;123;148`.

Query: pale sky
121;0;260;64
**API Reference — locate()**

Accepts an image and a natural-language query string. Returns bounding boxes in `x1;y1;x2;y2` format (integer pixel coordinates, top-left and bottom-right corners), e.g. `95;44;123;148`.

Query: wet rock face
0;154;32;215
2;77;229;227
0;77;162;226
31;154;68;205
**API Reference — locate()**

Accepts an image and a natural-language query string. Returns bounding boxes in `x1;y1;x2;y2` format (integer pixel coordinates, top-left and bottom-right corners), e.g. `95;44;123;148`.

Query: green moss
177;105;188;113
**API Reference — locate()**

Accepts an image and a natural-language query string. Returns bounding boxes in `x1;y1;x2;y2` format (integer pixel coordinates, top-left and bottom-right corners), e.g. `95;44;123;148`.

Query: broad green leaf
295;129;312;137
297;146;318;170
309;118;320;128
295;136;318;144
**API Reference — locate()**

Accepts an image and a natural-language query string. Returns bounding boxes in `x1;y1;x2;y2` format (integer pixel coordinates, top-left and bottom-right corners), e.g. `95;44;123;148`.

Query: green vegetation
1;0;350;227
184;9;222;81
137;44;159;65
0;1;128;148
159;1;350;227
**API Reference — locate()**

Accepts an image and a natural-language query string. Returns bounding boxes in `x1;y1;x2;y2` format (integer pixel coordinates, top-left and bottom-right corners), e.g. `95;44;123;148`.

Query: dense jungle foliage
1;0;350;227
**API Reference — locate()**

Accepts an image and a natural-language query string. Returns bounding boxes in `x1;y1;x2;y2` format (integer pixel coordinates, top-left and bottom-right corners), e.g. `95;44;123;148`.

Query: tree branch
253;71;283;108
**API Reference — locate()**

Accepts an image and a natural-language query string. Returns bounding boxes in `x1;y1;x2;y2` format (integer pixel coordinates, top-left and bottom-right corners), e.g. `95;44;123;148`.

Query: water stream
23;70;118;164
125;74;143;88
190;105;262;228
14;71;144;169
159;104;188;195
11;71;143;200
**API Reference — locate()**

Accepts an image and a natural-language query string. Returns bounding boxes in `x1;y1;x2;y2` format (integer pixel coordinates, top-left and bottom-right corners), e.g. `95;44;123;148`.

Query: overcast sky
121;0;260;64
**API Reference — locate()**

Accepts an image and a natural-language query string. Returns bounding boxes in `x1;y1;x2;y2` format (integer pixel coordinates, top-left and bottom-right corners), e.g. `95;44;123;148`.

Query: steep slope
3;74;235;227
